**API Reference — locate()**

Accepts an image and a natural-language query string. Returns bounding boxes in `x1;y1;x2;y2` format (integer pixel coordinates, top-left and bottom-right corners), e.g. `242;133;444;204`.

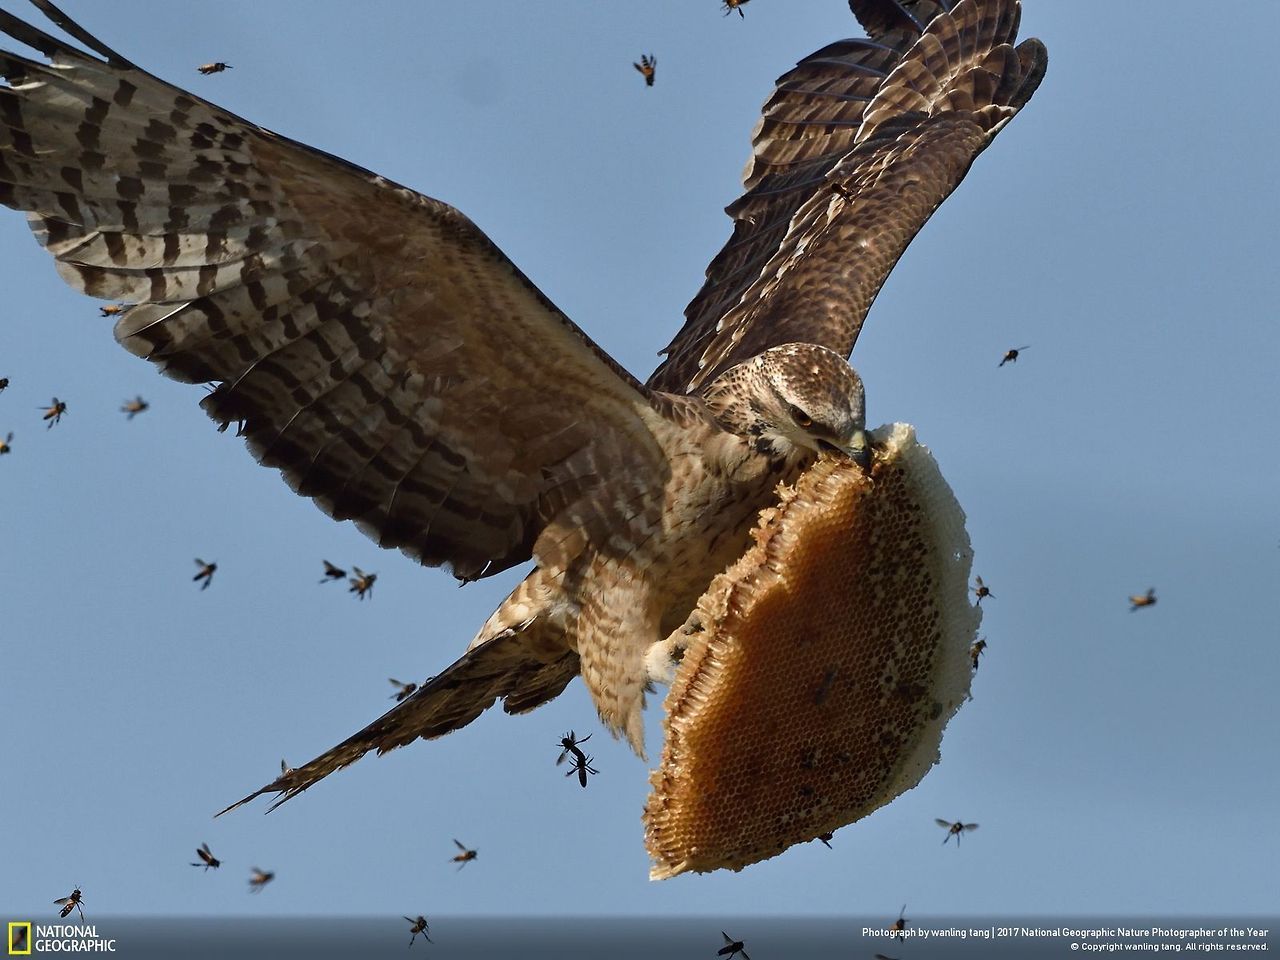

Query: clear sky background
2;0;1278;924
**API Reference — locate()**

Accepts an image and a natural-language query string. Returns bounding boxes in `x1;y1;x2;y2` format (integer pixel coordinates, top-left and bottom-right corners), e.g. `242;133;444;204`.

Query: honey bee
450;839;477;870
890;905;909;942
718;931;750;959
248;868;274;892
722;0;749;18
319;560;346;583
41;397;67;428
98;303;126;317
193;558;217;590
191;842;222;871
971;575;993;605
0;432;12;455
564;752;598;788
403;915;432;947
1129;588;1156;611
556;730;591;767
935;818;980;846
348;567;376;600
54;886;84;921
120;396;149;419
389;678;417;702
815;832;834;849
970;637;987;671
633;54;656;87
197;62;231;75
0;376;9;392
999;345;1030;367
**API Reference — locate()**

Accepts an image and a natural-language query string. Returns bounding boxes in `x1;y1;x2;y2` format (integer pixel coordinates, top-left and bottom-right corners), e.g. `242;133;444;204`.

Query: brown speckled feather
648;0;1045;393
0;1;672;583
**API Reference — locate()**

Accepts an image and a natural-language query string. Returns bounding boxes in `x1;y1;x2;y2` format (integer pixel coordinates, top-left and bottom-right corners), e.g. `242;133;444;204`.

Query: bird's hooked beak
819;429;871;471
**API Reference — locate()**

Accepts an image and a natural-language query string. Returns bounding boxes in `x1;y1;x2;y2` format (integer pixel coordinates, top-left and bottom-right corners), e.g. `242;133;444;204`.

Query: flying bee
889;905;909;942
999;345;1030;366
41;397;66;427
722;0;749;17
197;62;231;75
120;396;149;419
191;842;221;871
450;839;477;870
248;868;274;892
936;818;980;846
193;558;217;590
0;376;8;392
970;637;987;671
718;931;750;959
348;567;376;600
319;560;346;583
971;575;993;605
389;678;417;702
633;54;656;86
1129;588;1156;611
815;831;834;849
0;432;12;455
556;730;591;766
54;886;84;921
98;303;126;317
564;752;598;788
403;915;432;947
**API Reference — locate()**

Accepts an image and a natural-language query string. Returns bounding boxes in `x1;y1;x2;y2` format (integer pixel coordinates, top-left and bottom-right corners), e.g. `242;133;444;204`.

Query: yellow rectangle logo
7;922;31;956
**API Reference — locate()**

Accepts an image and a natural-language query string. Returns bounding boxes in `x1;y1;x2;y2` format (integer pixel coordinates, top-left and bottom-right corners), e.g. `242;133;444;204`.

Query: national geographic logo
6;923;115;953
7;923;30;956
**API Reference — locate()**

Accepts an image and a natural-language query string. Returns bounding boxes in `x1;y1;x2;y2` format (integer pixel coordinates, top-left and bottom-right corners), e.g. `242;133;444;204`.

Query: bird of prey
1129;588;1156;611
39;396;65;427
191;842;222;871
403;916;432;947
935;817;979;845
633;54;656;87
120;395;148;419
196;61;230;75
193;558;217;590
0;0;1046;810
999;344;1029;366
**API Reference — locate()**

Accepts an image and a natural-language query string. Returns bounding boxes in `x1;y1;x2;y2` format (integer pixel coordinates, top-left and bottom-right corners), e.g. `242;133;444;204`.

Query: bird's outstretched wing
0;1;672;582
218;626;580;814
648;0;1046;393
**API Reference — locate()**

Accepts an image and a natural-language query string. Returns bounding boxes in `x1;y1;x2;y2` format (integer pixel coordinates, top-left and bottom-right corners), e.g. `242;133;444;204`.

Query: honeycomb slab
645;423;978;879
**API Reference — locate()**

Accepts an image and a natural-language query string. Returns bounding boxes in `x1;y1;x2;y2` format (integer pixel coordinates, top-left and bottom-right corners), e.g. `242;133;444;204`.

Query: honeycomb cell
644;423;979;879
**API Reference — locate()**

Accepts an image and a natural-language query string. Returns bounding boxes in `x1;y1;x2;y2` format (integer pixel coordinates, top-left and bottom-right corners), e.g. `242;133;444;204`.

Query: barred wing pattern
0;1;671;583
648;0;1046;393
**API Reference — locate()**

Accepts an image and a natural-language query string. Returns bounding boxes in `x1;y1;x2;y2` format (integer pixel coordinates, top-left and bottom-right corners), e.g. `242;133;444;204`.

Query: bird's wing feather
217;624;580;814
0;1;672;582
648;0;1045;393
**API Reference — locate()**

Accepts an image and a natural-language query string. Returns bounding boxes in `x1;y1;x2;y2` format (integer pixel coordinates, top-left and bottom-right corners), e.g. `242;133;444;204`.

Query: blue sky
2;0;1278;924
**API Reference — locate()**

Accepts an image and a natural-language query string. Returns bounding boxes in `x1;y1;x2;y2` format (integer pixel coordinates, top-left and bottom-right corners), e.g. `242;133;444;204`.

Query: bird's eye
787;404;813;428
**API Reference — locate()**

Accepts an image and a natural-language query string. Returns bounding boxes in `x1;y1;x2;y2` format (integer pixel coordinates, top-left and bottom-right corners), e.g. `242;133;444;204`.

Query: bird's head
702;343;870;469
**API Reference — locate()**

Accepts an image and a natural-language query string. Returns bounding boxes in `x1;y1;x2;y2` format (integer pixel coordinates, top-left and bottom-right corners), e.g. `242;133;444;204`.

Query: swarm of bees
718;931;750;959
633;54;656;86
999;345;1030;366
193;558;217;590
971;575;994;605
196;62;231;75
1129;588;1157;611
191;842;221;871
450;839;477;870
54;886;84;921
935;818;980;846
404;916;432;947
389;678;417;702
248;868;274;892
41;397;66;428
120;396;149;419
348;567;377;600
